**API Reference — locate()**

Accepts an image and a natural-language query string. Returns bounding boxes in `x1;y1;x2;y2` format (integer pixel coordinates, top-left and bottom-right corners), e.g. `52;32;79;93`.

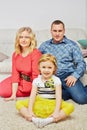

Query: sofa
0;28;87;85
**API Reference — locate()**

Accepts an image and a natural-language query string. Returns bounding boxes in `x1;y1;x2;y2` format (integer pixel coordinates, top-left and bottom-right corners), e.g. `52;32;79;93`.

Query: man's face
51;23;65;43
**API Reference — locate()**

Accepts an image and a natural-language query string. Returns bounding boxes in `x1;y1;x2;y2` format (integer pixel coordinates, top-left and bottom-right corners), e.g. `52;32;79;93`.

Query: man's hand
64;75;77;87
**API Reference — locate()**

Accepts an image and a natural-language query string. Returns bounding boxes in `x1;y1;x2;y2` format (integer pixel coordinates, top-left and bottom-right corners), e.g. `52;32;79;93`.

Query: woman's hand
4;95;16;101
4;83;18;101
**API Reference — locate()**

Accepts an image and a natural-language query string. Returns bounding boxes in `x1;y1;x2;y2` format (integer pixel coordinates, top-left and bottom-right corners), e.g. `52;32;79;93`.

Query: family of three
0;20;87;128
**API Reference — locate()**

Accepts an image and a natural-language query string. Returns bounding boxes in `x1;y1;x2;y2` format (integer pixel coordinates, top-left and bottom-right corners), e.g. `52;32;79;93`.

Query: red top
12;48;42;93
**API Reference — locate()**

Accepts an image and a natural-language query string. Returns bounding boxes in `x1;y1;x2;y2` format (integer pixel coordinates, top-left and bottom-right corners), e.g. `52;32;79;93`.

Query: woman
0;27;42;101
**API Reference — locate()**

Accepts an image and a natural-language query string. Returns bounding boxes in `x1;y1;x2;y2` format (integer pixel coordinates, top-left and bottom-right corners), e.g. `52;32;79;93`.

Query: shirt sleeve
38;42;47;54
12;52;20;82
53;75;62;86
31;49;42;80
32;77;39;87
71;43;86;79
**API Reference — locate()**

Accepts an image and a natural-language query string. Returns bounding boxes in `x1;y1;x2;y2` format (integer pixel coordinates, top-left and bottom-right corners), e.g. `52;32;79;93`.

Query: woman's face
19;30;31;48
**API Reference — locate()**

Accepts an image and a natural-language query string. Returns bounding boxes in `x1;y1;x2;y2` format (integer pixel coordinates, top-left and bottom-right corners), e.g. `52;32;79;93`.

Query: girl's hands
26;111;36;121
49;111;60;122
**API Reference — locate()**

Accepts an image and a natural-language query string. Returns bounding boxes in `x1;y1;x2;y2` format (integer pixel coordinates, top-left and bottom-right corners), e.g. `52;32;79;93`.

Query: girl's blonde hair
15;27;37;54
38;54;57;74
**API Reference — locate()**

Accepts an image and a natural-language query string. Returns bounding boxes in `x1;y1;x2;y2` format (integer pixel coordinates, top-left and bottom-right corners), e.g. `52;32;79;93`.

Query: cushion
81;49;87;58
0;52;9;62
77;39;87;48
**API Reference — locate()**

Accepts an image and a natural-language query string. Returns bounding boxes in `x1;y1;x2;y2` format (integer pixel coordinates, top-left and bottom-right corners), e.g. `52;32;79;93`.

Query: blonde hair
15;27;37;54
38;54;57;74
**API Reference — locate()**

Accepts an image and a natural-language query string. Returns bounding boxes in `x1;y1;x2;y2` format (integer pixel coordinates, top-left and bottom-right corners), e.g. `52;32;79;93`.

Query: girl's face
39;60;55;80
19;31;31;48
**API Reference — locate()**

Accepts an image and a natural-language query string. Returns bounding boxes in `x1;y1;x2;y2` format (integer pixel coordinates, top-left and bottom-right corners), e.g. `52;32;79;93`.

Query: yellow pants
16;96;74;118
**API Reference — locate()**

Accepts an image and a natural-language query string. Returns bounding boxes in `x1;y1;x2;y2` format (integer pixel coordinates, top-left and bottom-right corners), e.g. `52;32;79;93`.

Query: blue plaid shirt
39;36;86;79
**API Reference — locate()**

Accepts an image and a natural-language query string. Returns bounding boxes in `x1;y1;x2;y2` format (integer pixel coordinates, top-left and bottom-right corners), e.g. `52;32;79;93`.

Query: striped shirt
32;75;61;99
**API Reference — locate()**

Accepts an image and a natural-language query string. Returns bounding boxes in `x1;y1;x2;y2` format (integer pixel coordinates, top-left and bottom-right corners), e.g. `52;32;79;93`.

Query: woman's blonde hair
15;27;37;54
38;54;57;74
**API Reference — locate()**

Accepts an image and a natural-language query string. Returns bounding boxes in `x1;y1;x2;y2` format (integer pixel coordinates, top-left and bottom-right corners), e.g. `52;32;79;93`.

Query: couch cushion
0;58;12;74
65;28;87;41
0;52;9;62
35;28;87;47
0;43;14;57
77;39;87;48
81;49;87;58
0;29;17;43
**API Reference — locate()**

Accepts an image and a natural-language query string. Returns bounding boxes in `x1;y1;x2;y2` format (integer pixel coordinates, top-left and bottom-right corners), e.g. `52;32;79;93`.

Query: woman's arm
4;53;19;101
4;83;18;101
31;49;42;80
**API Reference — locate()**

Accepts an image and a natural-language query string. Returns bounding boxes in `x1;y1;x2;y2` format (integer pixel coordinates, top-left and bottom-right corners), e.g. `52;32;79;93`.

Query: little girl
16;54;74;128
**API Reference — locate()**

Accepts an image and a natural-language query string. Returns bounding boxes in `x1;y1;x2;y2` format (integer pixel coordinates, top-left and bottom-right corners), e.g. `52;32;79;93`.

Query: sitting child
16;54;74;128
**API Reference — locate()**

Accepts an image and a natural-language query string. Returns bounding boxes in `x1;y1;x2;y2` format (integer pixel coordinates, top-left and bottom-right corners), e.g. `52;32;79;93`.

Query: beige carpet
0;97;87;130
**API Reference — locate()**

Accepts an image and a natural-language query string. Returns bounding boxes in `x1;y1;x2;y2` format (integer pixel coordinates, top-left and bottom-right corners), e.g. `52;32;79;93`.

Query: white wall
85;0;87;34
0;0;86;31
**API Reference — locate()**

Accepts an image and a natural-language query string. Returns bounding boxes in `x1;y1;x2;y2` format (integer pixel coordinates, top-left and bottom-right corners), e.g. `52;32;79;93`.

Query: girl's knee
63;102;74;116
16;100;22;110
15;99;28;110
67;103;74;115
69;103;74;111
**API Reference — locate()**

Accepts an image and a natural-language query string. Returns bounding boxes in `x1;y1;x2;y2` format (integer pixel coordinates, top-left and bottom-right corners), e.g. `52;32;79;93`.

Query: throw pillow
81;49;87;58
0;52;9;62
77;39;87;48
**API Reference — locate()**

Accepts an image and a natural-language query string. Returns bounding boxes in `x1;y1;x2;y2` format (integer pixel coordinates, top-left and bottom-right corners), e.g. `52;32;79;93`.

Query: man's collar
50;36;67;44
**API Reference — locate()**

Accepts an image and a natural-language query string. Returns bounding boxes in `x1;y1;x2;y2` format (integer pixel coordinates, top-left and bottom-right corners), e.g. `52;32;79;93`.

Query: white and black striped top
32;75;61;99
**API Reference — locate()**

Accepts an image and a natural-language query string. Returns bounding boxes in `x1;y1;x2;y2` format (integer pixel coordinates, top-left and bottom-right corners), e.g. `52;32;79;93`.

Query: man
39;20;87;104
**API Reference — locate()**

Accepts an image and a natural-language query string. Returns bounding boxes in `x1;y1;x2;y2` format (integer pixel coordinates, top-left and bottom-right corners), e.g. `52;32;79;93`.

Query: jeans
59;72;87;104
